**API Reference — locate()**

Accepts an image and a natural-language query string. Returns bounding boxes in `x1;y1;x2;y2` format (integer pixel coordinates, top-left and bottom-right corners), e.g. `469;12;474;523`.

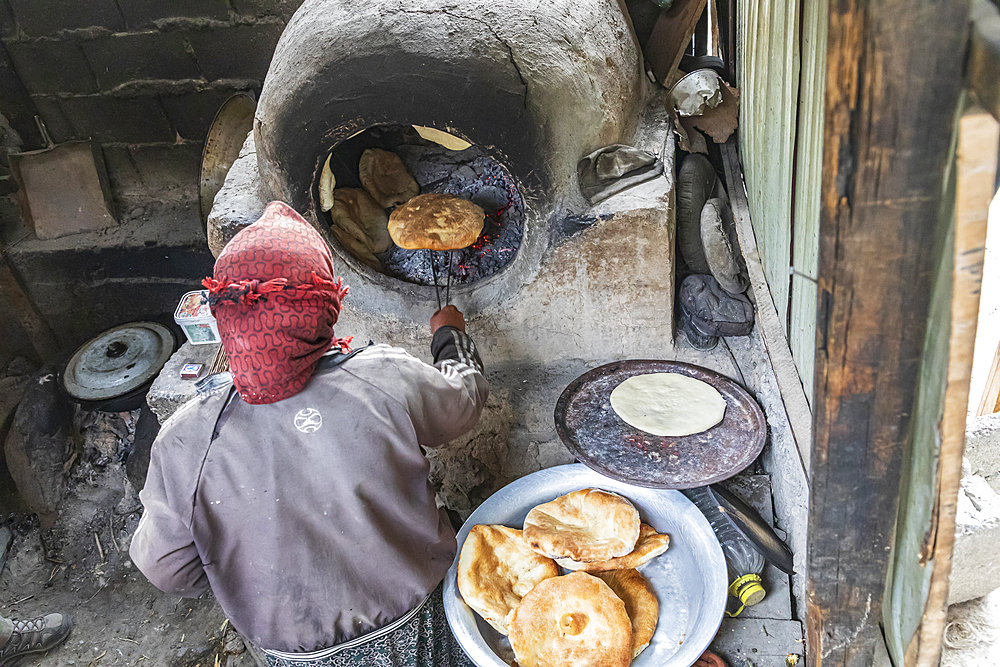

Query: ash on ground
1;405;253;667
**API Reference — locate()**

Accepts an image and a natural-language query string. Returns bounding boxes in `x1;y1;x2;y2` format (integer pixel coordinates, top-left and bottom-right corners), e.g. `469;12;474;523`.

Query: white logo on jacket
294;408;323;433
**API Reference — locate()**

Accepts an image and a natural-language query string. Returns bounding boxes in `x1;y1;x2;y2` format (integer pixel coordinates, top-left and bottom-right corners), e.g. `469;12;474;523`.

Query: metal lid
200;92;257;231
62;322;175;401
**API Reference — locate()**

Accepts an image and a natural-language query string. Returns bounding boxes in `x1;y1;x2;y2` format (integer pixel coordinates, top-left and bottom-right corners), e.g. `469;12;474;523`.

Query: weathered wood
722;141;812;473
736;0;801;336
643;0;709;85
788;0;828;407
807;1;970;666
975;339;1000;415
911;106;998;667
970;0;1000;123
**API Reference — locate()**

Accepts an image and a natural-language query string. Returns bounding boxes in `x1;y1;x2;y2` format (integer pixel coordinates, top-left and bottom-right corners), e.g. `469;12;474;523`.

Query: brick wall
1;0;303;204
0;0;306;357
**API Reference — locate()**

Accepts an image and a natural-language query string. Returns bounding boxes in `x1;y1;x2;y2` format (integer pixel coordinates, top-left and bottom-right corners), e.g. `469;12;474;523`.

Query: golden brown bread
387;193;485;251
456;525;560;635
509;571;633;667
593;569;659;658
556;523;670;572
358;148;419;209
523;488;641;562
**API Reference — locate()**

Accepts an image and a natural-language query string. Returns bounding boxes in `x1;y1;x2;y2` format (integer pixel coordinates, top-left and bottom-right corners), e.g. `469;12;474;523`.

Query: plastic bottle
684;486;766;617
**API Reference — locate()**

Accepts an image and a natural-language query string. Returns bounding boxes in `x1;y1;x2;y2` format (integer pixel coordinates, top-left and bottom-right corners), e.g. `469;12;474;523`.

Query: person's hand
431;305;465;333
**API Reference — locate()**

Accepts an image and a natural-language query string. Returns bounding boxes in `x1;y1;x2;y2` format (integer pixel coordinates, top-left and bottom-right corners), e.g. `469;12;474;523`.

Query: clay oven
206;0;678;510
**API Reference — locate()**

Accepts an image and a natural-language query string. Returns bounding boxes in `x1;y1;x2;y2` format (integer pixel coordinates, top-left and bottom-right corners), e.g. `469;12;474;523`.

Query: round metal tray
555;360;766;489
443;464;727;667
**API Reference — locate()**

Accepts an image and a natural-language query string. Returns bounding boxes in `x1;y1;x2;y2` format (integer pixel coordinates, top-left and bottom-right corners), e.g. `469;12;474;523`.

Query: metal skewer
428;249;442;311
446;251;453;306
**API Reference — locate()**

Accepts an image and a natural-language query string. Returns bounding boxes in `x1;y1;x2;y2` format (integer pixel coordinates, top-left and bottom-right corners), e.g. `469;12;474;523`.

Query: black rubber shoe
0;613;73;665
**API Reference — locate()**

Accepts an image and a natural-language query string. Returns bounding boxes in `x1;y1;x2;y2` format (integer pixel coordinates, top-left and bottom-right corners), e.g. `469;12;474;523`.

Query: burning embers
317;126;524;287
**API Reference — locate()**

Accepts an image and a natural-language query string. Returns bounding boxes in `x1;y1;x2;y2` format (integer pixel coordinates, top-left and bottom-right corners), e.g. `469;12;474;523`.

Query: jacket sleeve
129;430;210;598
407;327;489;447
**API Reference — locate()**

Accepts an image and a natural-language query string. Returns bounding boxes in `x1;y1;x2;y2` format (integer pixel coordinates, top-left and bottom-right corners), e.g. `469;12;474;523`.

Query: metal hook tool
428;249;442;311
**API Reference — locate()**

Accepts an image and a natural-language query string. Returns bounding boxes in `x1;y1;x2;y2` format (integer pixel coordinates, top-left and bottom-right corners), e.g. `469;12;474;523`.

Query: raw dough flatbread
523;488;640;563
457;524;559;635
610;372;726;437
556;523;669;572
592;569;659;658
509;571;632;667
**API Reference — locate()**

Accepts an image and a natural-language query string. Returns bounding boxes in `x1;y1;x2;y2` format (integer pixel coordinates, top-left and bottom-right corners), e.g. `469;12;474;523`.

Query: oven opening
316;124;525;287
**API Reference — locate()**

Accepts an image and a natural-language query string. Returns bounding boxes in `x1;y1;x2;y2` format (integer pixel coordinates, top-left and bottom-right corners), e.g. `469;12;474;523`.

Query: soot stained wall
0;0;304;356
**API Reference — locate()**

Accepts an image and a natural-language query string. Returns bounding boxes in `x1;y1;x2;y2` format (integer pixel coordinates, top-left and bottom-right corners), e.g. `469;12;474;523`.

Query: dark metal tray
554;360;766;489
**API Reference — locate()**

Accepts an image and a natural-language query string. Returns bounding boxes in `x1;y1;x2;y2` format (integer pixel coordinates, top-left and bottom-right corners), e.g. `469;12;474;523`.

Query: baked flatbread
387;193;485;251
523;489;640;563
509;571;632;667
457;524;559;635
358;148;419;209
593;569;659;658
610;372;727;437
556;523;670;572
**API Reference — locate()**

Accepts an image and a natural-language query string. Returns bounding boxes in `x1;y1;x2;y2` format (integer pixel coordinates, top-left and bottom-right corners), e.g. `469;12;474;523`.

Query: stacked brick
0;0;301;201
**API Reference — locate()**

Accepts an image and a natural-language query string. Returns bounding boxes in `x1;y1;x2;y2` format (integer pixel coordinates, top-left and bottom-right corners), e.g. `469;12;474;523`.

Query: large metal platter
555;360;766;489
199;93;256;232
62;322;174;401
444;464;727;667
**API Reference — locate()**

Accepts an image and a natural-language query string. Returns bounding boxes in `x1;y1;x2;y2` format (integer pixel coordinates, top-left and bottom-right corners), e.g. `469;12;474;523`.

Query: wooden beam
807;1;970;666
975;340;1000;416
911;105;998;667
970;0;1000;123
643;0;709;86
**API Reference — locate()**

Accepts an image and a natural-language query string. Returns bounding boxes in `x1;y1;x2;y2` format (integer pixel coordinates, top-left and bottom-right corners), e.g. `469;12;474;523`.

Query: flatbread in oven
387;193;485;251
610;372;727;437
457;524;559;635
509;571;632;667
556;523;670;572
593;569;659;659
523;488;640;562
358;148;419;209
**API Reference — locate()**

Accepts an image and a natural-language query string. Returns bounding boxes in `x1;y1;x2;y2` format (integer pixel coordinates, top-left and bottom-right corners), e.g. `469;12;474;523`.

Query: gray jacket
130;328;488;653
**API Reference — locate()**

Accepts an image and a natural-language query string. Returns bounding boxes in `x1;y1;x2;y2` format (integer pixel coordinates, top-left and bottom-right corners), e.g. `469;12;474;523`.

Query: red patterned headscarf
203;201;351;405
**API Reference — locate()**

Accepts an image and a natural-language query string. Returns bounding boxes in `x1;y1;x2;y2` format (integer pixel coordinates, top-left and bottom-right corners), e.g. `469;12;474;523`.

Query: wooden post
807;1;970;665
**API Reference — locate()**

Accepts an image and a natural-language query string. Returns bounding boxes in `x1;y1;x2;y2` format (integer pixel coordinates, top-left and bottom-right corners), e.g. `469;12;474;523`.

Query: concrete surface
146;342;220;425
951;470;1000;604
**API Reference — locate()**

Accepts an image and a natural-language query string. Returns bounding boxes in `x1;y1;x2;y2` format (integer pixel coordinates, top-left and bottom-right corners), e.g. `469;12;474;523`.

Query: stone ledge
147;342;221;425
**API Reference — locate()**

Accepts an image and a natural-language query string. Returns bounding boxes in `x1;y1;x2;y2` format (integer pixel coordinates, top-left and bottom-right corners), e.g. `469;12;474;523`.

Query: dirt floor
0;408;255;667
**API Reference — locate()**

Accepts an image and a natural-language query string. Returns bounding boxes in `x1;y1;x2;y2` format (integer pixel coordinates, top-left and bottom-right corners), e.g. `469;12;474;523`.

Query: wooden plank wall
807;2;970;666
788;0;828;405
736;0;824;404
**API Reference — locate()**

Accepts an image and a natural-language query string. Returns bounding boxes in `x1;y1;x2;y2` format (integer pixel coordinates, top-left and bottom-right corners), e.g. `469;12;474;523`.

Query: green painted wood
788;0;827;406
736;0;800;336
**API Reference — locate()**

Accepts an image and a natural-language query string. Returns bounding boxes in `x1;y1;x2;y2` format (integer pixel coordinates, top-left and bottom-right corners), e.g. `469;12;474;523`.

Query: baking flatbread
593;569;659;658
610;372;727;437
457;524;560;635
523;488;640;563
358;148;419;208
556;523;670;572
509;571;632;667
387;193;485;251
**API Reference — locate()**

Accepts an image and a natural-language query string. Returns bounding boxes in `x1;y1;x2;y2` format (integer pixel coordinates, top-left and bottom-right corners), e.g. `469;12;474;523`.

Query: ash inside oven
319;125;524;286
